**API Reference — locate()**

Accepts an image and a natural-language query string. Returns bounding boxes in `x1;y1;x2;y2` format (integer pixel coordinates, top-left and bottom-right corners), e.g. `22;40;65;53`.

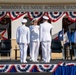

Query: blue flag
58;30;64;41
74;31;76;43
67;31;74;43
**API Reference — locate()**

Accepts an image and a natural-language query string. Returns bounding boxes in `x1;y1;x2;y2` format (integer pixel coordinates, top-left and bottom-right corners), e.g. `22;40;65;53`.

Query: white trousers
30;41;40;61
41;41;51;62
19;43;28;63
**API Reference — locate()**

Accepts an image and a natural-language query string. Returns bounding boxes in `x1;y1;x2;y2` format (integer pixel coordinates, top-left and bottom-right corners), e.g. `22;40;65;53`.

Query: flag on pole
58;29;70;44
58;29;64;41
63;32;69;44
67;30;75;43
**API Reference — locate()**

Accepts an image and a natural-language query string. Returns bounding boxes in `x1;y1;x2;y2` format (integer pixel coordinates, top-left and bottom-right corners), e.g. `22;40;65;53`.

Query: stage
0;59;76;75
0;59;76;64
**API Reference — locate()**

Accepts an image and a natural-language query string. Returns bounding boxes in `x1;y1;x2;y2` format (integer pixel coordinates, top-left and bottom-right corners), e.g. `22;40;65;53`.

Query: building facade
0;0;76;59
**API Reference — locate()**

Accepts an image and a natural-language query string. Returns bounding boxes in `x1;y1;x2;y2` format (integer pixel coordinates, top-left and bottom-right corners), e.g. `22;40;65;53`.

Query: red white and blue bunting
28;12;44;20
0;30;8;40
0;12;76;22
0;11;7;20
66;12;76;22
48;12;64;22
0;62;76;73
0;64;12;72
15;64;35;72
0;63;64;73
8;12;26;20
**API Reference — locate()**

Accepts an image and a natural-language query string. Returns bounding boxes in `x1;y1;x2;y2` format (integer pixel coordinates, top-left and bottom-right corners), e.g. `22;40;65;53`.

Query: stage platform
0;59;76;74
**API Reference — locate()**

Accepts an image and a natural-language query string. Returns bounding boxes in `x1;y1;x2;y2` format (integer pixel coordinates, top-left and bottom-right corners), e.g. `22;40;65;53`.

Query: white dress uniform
40;16;53;62
29;25;40;62
16;19;30;63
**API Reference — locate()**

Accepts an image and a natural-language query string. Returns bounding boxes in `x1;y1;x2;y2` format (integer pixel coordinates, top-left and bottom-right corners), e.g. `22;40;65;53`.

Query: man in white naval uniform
29;18;40;62
40;16;53;63
16;19;30;63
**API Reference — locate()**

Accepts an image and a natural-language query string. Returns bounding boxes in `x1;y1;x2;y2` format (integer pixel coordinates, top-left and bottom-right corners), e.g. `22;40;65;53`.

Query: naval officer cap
31;18;38;22
31;18;38;24
43;16;49;20
21;19;27;23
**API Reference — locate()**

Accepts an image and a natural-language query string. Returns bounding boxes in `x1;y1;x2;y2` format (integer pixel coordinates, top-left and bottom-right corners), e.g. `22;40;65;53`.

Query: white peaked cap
31;18;38;22
43;16;49;20
21;19;27;23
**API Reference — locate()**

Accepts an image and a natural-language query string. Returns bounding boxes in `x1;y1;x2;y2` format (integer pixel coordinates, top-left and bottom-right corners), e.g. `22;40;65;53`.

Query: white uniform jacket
29;25;39;41
40;21;53;42
16;24;30;44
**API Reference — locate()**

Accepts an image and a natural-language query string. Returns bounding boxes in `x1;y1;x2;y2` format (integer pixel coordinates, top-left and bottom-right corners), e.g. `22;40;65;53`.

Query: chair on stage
51;39;64;59
0;39;11;60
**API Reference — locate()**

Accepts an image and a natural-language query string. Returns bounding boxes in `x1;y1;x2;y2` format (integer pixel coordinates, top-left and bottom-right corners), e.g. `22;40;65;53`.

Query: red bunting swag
27;12;65;22
0;12;76;22
48;12;64;22
66;12;76;22
0;30;8;40
8;12;26;20
27;12;44;20
0;11;7;20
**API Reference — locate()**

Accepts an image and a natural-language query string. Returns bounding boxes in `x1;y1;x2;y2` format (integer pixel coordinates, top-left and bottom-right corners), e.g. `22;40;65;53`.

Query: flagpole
69;28;71;49
62;28;64;59
74;21;76;60
62;28;64;48
69;28;73;60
